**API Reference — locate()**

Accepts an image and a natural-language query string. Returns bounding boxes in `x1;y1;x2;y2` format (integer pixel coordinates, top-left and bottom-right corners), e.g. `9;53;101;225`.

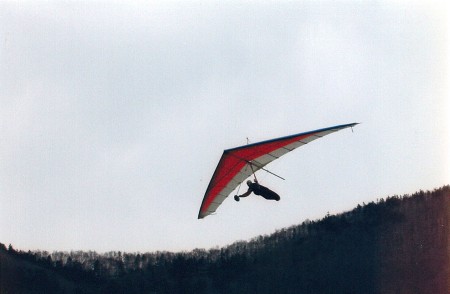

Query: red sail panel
200;133;313;216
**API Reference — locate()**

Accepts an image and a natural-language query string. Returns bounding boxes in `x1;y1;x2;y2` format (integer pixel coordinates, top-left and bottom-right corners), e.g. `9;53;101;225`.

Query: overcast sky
1;1;448;253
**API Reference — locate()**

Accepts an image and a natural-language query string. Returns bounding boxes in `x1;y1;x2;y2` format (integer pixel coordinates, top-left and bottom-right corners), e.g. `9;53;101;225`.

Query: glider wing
198;123;358;219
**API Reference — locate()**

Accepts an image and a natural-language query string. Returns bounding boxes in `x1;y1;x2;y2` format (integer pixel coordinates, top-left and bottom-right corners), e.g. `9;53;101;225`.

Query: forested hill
1;186;449;294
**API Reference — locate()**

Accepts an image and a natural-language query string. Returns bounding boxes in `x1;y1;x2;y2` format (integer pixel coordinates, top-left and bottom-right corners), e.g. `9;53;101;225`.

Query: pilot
234;179;280;201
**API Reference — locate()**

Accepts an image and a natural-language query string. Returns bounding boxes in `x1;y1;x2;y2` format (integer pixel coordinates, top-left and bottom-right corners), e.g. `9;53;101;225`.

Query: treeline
1;186;448;293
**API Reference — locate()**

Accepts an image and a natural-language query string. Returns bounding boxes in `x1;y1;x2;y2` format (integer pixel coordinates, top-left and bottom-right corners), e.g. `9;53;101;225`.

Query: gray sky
1;1;448;253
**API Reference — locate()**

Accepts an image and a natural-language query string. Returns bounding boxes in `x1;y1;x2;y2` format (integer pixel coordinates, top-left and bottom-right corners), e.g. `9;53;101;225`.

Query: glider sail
198;123;358;219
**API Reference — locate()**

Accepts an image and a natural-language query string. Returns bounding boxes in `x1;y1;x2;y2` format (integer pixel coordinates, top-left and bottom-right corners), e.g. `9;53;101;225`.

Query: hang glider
198;123;358;219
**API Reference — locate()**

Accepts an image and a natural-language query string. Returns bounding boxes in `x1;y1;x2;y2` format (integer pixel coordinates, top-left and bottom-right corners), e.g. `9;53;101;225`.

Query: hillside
0;248;84;293
1;186;449;293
